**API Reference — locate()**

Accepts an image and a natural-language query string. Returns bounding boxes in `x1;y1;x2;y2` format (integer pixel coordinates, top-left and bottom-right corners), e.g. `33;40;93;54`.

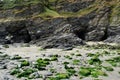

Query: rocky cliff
0;0;120;48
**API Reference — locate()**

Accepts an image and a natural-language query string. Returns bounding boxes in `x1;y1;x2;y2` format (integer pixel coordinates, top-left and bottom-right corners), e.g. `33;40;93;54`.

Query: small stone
3;75;14;80
48;54;53;57
29;72;41;78
40;71;52;78
7;64;17;69
4;77;9;80
42;54;46;57
0;52;3;54
63;47;73;51
0;64;7;69
24;57;30;59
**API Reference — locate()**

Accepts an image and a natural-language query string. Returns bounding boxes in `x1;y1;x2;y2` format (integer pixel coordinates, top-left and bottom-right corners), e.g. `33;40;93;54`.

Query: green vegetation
85;44;120;50
10;68;37;79
88;56;102;65
56;73;69;79
1;0;49;9
102;51;111;56
10;69;21;75
103;66;114;71
64;55;72;60
50;54;59;61
70;53;75;56
51;57;58;61
50;54;59;57
20;60;30;67
35;7;60;19
17;68;36;78
79;67;91;77
106;56;120;67
64;64;76;76
1;0;16;9
47;73;70;80
79;67;107;78
2;44;9;48
35;58;50;70
39;48;46;51
8;44;120;79
67;68;76;76
63;61;69;65
76;54;82;56
50;68;56;73
0;0;119;22
109;0;120;23
11;55;22;60
87;53;101;57
72;59;80;65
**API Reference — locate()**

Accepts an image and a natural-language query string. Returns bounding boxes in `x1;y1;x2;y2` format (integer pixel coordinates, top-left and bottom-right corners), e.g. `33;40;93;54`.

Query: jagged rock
40;33;84;49
0;64;7;69
15;3;44;17
105;26;120;43
28;17;87;48
0;0;120;47
55;0;95;12
0;20;31;44
29;72;41;78
85;30;105;41
0;3;44;18
85;7;111;41
104;35;120;43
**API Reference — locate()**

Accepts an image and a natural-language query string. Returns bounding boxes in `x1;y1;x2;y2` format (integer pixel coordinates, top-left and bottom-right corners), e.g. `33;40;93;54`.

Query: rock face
0;20;31;44
0;0;120;48
55;0;95;12
40;33;83;49
85;7;111;41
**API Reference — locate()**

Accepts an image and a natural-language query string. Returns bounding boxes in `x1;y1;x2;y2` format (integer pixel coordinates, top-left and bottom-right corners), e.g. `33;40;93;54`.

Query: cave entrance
101;29;108;41
74;30;86;40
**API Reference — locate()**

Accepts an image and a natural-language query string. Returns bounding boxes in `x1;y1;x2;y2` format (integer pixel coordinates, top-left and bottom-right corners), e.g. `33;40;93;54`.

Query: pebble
3;75;14;80
39;71;52;77
29;72;41;78
0;64;7;69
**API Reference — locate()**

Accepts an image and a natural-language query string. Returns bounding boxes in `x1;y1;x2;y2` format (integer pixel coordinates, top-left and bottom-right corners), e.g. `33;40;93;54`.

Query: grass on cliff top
33;3;97;19
1;0;120;22
1;0;41;9
59;0;120;18
110;1;120;23
33;0;99;18
60;6;97;17
33;7;60;19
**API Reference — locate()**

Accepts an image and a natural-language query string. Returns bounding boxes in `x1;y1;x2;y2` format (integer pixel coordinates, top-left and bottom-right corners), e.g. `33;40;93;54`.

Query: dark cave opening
101;29;108;41
74;30;86;40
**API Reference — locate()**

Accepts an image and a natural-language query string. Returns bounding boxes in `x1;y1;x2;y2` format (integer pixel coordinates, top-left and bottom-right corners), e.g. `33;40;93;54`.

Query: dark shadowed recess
74;30;86;40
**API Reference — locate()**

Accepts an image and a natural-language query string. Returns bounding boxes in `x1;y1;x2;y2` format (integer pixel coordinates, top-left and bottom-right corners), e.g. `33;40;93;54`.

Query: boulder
85;7;111;41
40;33;84;49
104;35;120;43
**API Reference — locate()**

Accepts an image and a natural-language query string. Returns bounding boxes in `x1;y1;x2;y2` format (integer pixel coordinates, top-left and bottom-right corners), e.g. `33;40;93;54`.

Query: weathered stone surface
0;3;44;18
85;7;111;41
40;33;84;49
104;35;120;43
0;0;120;48
55;0;95;12
29;72;41;78
28;17;88;48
